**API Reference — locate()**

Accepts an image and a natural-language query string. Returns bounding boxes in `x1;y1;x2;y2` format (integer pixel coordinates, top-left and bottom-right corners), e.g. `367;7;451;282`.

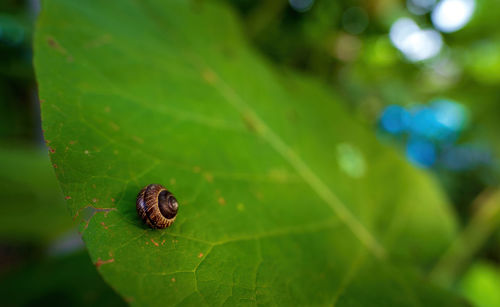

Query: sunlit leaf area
1;0;499;306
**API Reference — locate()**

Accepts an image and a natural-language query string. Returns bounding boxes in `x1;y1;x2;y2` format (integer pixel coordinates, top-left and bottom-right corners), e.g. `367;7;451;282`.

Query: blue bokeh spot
406;138;437;168
380;105;411;134
408;106;442;139
431;99;468;133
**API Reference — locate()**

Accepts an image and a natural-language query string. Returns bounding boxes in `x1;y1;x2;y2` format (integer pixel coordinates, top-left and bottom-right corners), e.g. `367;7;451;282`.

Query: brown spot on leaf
242;113;257;132
65;196;71;200
202;69;216;84
218;197;226;205
111;198;115;202
109;122;120;131
49;147;55;154
92;198;98;203
131;135;144;144
95;257;114;268
39;99;45;104
161;239;166;245
47;36;68;55
53;164;58;169
47;37;59;48
198;253;204;258
100;222;109;230
151;239;159;247
193;166;201;173
203;172;214;183
171;277;176;282
170;178;176;185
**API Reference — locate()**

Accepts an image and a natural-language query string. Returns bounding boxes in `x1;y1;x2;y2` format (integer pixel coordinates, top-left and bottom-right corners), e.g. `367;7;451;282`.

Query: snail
136;184;178;229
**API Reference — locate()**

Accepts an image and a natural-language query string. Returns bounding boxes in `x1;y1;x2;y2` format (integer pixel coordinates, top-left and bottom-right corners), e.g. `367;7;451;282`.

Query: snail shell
136;184;178;229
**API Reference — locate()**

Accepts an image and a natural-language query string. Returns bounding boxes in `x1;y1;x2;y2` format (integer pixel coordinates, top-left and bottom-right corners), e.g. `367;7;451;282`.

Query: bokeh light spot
431;99;468;133
289;0;315;12
431;0;475;33
389;18;443;62
0;16;25;46
441;145;492;170
406;138;437;167
336;143;366;178
380;105;411;134
409;106;442;139
334;33;362;62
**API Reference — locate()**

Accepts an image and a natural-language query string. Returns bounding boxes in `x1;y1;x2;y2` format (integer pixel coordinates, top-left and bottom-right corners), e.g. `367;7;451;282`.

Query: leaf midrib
209;73;386;259
124;0;387;258
56;0;387;259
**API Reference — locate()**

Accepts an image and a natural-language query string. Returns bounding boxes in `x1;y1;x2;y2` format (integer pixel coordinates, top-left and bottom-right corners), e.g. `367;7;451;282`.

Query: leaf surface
35;0;465;305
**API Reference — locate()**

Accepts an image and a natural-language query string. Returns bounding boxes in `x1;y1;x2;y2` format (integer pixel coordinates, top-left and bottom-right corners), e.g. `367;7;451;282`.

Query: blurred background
1;0;499;305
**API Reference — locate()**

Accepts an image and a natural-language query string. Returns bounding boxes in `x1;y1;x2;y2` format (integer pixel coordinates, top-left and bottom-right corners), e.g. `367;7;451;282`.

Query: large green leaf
35;0;465;305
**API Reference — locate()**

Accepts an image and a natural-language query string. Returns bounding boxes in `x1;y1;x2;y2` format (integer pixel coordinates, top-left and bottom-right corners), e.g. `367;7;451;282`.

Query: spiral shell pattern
136;184;178;229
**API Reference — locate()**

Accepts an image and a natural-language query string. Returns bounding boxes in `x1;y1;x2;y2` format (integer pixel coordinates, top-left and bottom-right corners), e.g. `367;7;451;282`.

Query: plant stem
429;188;500;288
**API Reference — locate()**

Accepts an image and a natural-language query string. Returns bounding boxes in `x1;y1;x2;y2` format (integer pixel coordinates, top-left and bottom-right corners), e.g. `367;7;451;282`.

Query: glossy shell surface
136;184;178;229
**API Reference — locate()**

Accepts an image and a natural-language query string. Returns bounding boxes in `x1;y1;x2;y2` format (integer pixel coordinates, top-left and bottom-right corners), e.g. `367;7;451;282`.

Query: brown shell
136;184;178;229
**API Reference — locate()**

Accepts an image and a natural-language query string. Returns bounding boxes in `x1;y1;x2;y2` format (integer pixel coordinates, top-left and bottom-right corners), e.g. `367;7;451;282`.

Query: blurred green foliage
0;145;73;244
0;1;124;305
230;0;500;222
459;261;500;307
0;0;37;140
1;250;125;306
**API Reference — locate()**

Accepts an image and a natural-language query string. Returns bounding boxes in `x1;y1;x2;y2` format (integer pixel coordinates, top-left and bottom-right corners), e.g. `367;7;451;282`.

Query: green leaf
34;0;465;305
